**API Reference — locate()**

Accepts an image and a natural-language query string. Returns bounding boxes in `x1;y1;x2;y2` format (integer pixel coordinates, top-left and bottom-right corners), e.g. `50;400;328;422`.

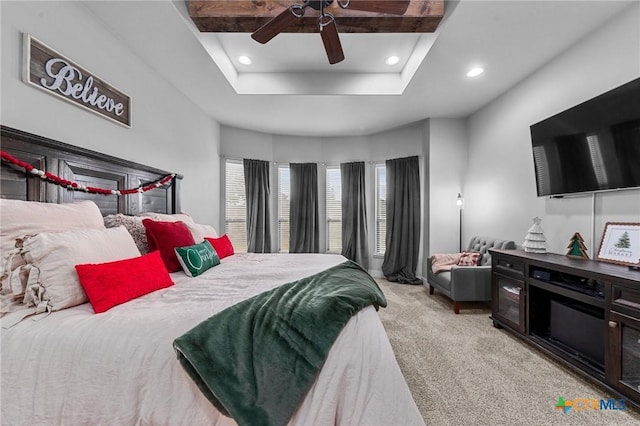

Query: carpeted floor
376;279;640;426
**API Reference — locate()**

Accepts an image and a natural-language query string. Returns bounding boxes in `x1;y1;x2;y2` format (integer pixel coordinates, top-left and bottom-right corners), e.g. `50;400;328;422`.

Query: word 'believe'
40;58;124;116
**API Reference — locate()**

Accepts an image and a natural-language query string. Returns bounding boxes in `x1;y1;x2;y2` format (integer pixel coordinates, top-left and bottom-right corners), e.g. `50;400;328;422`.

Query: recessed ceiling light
466;67;484;77
385;56;400;66
238;56;252;65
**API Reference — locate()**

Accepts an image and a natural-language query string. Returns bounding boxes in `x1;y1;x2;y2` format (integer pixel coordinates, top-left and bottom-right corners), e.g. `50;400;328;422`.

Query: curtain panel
243;158;271;253
289;163;319;253
340;161;369;269
381;156;422;284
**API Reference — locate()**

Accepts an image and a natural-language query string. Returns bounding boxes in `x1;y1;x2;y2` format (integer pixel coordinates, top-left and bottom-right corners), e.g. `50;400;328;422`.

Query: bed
0;126;424;426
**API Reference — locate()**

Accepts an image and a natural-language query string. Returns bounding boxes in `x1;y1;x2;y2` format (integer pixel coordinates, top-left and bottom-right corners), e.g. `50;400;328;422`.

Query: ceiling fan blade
343;0;410;15
251;4;306;44
319;15;344;65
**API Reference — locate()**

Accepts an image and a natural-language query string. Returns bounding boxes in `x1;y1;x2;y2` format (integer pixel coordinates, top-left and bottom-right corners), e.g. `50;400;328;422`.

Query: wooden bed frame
0;125;182;215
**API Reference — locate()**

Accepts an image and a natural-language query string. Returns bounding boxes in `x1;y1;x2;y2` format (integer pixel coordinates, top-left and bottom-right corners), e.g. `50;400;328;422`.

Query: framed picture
596;222;640;266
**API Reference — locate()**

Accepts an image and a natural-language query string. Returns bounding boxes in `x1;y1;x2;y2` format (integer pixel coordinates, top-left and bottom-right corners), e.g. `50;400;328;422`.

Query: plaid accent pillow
458;251;481;266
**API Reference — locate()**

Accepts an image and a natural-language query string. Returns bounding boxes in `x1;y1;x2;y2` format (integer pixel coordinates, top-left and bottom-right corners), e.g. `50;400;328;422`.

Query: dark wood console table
489;249;640;408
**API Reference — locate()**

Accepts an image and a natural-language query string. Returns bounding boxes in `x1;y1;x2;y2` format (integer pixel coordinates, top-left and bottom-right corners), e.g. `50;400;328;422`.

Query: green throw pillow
174;240;220;277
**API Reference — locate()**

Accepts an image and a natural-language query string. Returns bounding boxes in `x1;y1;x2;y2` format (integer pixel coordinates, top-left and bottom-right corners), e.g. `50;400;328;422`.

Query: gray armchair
425;236;516;314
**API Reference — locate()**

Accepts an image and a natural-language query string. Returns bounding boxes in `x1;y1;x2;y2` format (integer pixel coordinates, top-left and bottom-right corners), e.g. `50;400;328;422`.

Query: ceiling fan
251;0;411;64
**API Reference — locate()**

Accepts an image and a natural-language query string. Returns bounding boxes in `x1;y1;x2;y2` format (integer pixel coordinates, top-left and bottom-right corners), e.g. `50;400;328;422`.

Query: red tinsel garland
1;150;175;196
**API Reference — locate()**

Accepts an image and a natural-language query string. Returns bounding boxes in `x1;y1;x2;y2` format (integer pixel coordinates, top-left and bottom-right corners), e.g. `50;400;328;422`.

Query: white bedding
1;253;424;426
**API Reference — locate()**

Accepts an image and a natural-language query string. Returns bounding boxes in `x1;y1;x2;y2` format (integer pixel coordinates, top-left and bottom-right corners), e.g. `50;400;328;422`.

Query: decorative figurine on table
566;232;589;259
522;217;547;254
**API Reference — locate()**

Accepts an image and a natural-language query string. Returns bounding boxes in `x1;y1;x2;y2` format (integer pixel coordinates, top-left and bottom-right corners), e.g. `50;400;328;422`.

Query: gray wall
1;1;221;226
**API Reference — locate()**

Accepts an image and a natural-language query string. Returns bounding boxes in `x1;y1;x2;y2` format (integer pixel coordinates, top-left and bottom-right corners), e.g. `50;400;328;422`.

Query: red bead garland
1;150;175;196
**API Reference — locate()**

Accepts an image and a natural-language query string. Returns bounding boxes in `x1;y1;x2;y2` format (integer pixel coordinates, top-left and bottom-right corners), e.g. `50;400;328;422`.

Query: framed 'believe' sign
23;34;131;128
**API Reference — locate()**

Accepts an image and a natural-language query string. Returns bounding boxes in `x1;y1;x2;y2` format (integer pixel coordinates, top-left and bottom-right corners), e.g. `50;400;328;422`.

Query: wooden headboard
0;125;182;215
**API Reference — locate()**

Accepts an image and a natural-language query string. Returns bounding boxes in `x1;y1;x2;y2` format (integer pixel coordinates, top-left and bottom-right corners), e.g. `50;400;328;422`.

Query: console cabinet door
493;273;526;333
608;311;640;402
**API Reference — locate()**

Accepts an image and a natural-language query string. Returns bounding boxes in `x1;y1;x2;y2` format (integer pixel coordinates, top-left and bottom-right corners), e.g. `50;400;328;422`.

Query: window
326;166;342;253
374;163;386;256
278;165;290;252
224;159;247;252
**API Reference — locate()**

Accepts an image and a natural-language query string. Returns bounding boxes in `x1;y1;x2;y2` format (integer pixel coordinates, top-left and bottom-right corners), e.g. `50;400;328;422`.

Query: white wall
427;118;468;256
221;124;423;163
464;2;640;255
1;1;221;225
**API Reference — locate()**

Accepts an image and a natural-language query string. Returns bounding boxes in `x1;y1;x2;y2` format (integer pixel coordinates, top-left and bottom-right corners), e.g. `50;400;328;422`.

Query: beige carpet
376;279;640;426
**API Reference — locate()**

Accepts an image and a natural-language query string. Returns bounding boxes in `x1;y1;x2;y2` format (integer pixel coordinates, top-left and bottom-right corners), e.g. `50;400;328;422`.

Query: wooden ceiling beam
189;1;444;33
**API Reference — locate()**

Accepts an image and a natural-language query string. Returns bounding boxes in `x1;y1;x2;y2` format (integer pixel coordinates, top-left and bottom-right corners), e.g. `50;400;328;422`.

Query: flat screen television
529;77;640;197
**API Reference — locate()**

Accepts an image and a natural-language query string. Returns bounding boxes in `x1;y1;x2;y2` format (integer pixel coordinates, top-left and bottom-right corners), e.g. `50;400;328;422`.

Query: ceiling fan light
385;56;400;65
238;56;252;65
466;67;484;77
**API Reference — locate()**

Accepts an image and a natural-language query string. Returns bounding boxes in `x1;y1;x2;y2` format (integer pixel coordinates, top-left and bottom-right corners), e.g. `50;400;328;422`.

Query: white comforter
1;253;424;426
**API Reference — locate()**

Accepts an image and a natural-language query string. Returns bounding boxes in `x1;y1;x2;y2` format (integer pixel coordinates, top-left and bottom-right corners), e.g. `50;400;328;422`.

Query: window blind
225;159;247;252
326;166;342;253
278;165;290;253
375;164;386;256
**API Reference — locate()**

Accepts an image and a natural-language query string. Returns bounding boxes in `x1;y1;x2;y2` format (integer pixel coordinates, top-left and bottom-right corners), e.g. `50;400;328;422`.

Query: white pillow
20;226;140;313
138;212;195;224
185;222;218;243
0;199;105;258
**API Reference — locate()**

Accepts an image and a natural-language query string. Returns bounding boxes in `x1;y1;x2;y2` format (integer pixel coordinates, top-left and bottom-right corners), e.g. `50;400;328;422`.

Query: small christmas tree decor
615;231;631;249
566;232;589;259
522;217;548;253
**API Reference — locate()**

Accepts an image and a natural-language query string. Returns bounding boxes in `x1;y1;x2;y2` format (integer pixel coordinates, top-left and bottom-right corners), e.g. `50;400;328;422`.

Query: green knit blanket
173;260;387;426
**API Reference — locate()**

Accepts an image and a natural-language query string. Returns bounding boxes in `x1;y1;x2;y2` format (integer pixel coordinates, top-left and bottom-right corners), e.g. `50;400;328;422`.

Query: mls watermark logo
555;396;626;414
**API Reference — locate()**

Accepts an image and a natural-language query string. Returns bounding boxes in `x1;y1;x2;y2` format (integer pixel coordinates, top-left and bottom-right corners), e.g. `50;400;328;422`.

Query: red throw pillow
75;251;174;313
143;219;195;272
205;234;235;259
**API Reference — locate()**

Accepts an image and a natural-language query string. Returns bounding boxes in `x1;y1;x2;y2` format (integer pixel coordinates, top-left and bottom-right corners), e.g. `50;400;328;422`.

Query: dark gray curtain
289;163;319;253
340;162;369;269
243;158;271;253
381;156;422;284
